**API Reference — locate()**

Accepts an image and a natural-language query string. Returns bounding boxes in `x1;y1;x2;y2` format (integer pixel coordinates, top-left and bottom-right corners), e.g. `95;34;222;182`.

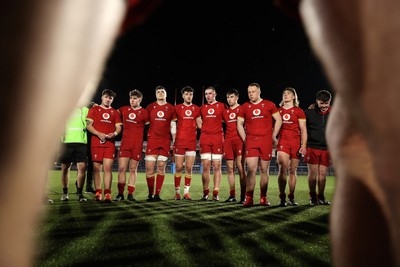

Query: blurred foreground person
297;0;400;266
0;1;126;266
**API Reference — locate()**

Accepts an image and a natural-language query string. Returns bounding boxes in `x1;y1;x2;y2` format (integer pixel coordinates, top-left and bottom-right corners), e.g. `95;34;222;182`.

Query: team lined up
59;82;332;207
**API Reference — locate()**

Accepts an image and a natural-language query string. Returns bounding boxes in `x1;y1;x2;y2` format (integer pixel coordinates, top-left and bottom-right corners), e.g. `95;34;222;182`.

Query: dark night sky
94;1;332;109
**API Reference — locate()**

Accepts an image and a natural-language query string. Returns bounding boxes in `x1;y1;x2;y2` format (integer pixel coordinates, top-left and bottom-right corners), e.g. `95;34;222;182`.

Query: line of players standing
58;83;332;207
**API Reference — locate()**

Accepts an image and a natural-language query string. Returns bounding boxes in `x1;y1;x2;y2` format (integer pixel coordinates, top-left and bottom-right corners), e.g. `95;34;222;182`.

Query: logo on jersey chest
229;112;236;120
157;111;165;118
185;110;192;116
128;113;136;120
208;108;215;115
282;114;291;121
253;109;261;116
102;113;110;120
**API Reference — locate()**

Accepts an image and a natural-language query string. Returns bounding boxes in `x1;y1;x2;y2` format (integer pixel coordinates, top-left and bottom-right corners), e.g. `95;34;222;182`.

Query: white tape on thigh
200;153;212;160
185;151;196;157
145;155;157;161
158;155;169;162
212;154;223;160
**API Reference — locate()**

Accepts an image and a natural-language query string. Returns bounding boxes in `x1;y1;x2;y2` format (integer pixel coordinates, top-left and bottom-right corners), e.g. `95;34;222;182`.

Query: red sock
174;174;182;188
260;189;267;198
118;182;125;195
246;191;254;198
128;185;135;194
213;188;219;196
155;174;165;195
230;189;236;197
203;188;210;196
104;189;111;195
184;175;191;186
146;175;155;195
96;189;102;195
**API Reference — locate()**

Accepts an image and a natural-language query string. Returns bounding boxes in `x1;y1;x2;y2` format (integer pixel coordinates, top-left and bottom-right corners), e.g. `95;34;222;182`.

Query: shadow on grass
35;200;331;267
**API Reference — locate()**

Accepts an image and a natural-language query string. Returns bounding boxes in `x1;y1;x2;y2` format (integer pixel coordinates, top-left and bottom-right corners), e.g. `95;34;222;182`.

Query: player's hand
299;146;307;156
272;137;278;148
98;132;107;142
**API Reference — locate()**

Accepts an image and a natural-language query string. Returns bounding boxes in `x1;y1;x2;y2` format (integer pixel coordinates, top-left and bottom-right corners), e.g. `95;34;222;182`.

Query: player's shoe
287;199;298;206
127;194;136;201
279;199;287;207
310;197;318;206
243;196;253;207
200;194;209;201
146;194;154;202
153;194;162;201
95;192;102;201
60;194;69;201
174;193;181;200
260;196;271;206
114;194;124;201
104;193;112;203
183;193;192;200
46;197;53;204
239;197;245;204
78;195;87;202
224;196;237;202
212;194;219;201
317;198;331;205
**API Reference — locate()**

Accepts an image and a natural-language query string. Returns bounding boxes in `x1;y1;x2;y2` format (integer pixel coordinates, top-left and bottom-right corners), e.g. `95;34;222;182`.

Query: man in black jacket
304;90;332;205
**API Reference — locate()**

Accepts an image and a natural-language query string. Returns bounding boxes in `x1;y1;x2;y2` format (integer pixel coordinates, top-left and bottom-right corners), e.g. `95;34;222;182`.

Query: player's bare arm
299;119;307;155
272;112;282;145
86;119;106;142
237;117;246;142
196;117;202;130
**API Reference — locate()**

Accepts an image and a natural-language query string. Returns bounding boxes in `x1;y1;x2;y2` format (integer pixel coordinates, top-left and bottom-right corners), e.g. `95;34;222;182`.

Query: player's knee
118;166;127;173
288;167;297;175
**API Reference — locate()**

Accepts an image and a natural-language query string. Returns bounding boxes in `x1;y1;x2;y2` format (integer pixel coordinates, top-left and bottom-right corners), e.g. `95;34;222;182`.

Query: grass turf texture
36;170;335;267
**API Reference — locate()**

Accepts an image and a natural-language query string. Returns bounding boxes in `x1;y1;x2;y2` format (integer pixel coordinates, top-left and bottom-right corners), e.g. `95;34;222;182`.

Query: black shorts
60;143;87;163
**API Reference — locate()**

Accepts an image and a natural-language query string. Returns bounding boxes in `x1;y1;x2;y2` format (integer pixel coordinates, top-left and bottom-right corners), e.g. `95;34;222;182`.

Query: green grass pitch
36;170;335;267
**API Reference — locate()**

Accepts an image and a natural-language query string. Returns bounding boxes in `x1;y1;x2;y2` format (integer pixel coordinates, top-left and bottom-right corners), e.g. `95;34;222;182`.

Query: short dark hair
129;89;143;98
248;82;260;89
155;85;166;92
205;86;216;92
226;89;239;97
181;86;194;94
102;89;116;98
316;90;332;102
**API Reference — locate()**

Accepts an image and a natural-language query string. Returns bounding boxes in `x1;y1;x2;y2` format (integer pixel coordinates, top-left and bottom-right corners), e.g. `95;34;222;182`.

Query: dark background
93;0;332;109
